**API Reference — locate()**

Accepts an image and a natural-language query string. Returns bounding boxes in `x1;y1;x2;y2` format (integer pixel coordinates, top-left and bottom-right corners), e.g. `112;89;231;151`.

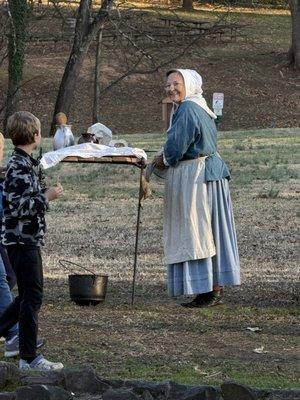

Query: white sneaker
4;334;45;358
19;355;64;371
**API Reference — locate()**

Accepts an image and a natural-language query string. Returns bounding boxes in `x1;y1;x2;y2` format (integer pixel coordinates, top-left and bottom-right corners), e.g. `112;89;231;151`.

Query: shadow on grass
43;276;299;310
37;277;299;389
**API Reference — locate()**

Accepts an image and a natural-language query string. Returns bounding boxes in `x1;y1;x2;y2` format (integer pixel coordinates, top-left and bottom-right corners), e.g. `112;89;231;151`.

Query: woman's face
165;72;186;104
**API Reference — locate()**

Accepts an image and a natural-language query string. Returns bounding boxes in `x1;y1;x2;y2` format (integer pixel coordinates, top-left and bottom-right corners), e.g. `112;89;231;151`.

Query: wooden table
209;23;248;41
62;154;145;167
158;17;247;42
61;154;146;305
159;16;210;29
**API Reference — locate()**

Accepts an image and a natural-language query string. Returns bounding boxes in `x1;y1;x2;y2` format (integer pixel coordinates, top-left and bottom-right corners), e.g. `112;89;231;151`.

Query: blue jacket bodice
163;101;230;181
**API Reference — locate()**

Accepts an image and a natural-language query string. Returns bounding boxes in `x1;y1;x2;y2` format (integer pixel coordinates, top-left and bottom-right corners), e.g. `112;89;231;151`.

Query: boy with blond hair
0;131;46;358
0;112;64;371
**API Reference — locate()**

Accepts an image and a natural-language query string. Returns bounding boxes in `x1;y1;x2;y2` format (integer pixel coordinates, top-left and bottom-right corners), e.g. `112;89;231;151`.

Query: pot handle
59;259;96;277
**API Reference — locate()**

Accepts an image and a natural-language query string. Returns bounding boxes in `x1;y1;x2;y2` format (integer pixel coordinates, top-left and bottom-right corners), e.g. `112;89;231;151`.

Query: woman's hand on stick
154;154;165;170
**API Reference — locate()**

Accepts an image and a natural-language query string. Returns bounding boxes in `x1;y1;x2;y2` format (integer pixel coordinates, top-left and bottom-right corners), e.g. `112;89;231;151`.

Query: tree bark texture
182;0;194;11
288;0;300;71
92;27;103;123
50;0;112;135
4;0;28;134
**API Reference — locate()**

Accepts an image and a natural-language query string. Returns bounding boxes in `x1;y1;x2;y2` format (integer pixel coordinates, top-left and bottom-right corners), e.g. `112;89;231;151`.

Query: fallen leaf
193;365;208;375
246;327;262;332
194;365;222;378
206;371;222;379
253;346;268;354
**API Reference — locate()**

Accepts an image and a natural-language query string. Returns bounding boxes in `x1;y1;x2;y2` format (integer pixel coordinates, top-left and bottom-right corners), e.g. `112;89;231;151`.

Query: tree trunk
3;0;28;134
50;0;92;135
182;0;194;11
50;44;92;135
287;0;300;71
50;0;112;135
92;27;103;123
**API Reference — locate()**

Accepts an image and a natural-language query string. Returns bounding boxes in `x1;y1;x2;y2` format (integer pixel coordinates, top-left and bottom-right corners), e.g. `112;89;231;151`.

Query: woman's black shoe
204;291;223;307
181;292;213;308
181;291;222;308
181;299;201;308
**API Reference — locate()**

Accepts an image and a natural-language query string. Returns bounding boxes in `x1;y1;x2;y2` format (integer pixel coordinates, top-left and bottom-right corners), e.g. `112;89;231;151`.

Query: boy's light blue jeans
0;255;18;341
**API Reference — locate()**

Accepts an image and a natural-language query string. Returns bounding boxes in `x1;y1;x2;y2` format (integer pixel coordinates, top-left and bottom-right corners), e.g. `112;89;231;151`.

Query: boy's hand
45;184;63;202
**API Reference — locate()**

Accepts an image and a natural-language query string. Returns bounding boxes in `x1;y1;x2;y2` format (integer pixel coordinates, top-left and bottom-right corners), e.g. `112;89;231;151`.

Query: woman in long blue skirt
155;68;240;307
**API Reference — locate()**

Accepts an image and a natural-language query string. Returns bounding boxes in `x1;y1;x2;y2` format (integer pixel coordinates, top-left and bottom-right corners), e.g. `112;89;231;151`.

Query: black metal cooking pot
68;274;108;306
59;260;108;306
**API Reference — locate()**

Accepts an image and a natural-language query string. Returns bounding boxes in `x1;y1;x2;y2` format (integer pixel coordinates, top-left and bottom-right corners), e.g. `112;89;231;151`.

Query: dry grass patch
1;128;299;389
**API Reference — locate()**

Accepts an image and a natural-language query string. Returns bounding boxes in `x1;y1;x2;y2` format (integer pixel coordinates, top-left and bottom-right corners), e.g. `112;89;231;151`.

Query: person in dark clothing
0;135;45;358
0;111;64;371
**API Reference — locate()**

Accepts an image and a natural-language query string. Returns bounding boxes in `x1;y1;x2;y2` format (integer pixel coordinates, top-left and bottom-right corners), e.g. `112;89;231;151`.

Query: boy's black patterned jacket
1;147;48;247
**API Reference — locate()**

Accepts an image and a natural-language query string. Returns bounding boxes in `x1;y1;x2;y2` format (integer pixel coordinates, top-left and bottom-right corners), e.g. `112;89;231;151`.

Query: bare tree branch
0;51;8;66
99;55;144;95
48;0;67;23
109;19;154;60
0;75;43;115
100;30;206;96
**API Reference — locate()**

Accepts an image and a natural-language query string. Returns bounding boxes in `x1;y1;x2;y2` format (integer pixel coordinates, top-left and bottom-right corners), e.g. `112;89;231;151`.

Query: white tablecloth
41;143;147;169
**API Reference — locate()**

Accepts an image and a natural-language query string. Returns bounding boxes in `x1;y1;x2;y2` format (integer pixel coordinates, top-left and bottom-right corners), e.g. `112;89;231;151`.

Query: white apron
163;158;216;264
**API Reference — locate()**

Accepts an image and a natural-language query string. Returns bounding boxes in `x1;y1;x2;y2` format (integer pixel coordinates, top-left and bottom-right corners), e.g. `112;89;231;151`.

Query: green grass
1;128;299;390
112;359;297;389
125;3;290;52
108;302;299;388
2;127;299;193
